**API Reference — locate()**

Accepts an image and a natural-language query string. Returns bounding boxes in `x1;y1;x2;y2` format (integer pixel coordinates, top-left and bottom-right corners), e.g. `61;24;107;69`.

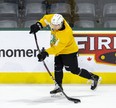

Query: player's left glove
30;22;42;34
37;48;49;62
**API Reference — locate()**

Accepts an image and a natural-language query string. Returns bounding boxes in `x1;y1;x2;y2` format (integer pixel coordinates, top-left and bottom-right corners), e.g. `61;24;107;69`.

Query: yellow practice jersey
38;14;79;56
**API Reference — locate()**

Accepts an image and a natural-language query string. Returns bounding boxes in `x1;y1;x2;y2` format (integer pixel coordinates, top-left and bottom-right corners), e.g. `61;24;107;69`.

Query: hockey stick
33;33;81;103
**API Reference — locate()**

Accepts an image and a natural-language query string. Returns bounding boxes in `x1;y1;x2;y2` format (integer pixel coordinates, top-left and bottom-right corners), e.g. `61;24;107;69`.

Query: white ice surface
0;84;116;108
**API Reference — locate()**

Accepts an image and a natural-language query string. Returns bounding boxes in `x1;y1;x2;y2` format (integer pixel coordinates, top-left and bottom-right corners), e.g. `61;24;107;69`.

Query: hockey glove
30;22;43;34
37;48;49;62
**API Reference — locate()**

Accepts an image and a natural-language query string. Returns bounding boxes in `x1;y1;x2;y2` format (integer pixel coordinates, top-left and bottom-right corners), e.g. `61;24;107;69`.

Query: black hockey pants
54;52;94;85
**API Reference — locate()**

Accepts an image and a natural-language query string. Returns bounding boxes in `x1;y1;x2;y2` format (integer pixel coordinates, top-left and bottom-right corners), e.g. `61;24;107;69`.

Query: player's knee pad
65;66;81;75
71;67;81;75
55;65;63;73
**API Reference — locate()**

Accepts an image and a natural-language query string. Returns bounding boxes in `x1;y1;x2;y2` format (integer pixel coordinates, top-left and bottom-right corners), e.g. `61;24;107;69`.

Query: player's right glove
30;22;43;34
37;48;49;62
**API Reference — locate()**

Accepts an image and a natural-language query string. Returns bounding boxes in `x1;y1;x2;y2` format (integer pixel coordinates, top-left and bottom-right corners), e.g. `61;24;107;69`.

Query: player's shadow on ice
9;95;95;104
9;96;65;104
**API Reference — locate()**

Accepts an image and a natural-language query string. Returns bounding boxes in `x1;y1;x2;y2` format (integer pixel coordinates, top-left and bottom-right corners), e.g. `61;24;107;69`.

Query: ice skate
50;84;63;97
91;75;102;90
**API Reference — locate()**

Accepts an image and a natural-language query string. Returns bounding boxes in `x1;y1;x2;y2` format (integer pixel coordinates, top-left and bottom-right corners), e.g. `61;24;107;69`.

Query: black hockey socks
55;70;63;84
79;69;93;79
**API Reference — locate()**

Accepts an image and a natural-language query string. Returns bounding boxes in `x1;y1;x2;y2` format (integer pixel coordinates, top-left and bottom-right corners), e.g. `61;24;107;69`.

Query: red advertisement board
74;31;116;65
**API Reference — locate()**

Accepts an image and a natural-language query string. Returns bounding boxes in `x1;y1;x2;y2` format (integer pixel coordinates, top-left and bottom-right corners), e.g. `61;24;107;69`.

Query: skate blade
51;92;63;97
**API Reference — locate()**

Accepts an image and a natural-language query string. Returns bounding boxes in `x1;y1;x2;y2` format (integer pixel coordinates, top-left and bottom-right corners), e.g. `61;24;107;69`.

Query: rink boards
0;30;116;84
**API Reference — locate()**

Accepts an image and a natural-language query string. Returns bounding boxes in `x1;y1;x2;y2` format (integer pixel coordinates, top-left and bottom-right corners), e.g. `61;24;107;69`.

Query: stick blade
68;97;81;103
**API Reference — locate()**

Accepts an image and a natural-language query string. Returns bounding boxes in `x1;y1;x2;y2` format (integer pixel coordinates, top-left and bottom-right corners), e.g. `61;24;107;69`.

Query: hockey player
30;14;101;94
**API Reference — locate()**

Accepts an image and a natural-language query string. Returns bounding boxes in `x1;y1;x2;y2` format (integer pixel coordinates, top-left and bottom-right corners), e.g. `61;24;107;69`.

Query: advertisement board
0;30;116;84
